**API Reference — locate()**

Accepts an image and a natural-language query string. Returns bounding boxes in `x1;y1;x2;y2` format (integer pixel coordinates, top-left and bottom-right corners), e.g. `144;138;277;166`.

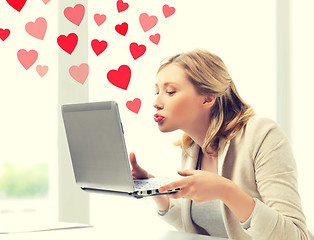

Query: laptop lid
61;101;134;193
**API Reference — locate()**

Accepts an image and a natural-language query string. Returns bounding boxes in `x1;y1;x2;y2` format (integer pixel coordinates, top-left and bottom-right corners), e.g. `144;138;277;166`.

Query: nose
153;94;163;110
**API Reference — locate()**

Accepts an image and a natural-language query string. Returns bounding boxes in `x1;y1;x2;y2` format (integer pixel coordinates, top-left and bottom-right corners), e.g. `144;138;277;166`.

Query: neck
182;115;210;150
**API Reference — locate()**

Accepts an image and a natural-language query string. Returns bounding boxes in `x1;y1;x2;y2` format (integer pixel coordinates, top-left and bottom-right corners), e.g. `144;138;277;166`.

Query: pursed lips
154;113;165;123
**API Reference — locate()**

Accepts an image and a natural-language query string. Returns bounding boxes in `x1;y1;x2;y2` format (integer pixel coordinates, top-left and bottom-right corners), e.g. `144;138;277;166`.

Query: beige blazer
159;116;314;240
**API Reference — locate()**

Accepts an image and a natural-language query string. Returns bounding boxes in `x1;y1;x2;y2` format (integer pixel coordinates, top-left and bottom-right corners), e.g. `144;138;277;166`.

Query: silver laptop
61;101;180;198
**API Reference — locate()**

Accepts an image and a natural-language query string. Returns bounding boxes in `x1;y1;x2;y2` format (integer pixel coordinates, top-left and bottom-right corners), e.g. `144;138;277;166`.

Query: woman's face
153;64;210;133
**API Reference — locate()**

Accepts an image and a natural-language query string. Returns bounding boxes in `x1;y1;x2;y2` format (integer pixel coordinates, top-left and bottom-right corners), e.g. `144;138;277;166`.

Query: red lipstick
154;114;164;123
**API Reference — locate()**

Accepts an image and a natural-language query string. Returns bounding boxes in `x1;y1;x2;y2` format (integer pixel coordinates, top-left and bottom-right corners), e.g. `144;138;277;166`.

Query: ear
203;95;216;109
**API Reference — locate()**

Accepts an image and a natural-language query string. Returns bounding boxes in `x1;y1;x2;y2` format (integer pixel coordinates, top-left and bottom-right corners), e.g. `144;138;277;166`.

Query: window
0;0;58;223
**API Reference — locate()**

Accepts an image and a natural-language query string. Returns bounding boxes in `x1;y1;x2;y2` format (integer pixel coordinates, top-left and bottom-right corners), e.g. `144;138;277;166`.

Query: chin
158;125;176;133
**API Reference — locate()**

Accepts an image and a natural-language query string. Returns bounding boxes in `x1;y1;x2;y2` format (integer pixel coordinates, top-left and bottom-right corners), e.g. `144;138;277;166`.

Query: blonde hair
158;49;255;155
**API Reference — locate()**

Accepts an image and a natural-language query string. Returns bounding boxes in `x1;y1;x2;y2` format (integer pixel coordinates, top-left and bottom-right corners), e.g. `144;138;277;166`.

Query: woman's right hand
129;152;154;179
130;152;169;212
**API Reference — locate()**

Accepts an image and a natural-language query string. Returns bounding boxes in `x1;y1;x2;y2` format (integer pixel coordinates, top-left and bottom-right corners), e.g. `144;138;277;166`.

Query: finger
168;187;188;199
177;169;195;177
159;179;186;193
129;152;138;168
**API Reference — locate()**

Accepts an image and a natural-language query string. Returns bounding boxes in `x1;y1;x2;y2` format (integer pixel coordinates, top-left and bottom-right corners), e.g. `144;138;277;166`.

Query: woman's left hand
159;169;230;202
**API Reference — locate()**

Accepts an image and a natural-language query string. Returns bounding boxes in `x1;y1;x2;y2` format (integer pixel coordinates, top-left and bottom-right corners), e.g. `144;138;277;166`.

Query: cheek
171;96;199;118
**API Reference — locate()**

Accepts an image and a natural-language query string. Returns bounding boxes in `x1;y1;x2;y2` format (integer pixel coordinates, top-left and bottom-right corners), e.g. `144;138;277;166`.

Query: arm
129;152;185;231
246;122;311;239
159;169;255;222
153;195;169;212
221;178;255;223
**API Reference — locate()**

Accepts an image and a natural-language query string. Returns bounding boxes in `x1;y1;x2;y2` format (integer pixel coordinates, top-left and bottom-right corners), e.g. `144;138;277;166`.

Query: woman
130;49;314;239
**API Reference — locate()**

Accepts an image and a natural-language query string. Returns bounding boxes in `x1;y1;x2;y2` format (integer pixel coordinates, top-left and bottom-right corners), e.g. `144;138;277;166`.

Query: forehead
156;64;189;87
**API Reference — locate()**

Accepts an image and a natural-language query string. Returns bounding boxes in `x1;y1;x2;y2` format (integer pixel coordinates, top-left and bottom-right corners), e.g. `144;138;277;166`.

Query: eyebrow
155;82;178;88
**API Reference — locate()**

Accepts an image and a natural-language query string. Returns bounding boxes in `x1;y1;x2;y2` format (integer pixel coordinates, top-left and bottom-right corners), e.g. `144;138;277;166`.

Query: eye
167;91;176;96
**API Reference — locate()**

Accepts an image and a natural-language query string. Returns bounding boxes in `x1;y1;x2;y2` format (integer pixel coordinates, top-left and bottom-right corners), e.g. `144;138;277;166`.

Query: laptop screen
62;102;134;192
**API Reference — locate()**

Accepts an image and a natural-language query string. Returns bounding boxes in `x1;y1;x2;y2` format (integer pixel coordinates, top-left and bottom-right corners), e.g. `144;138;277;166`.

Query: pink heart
139;13;158;32
94;13;106;26
149;33;160;45
129;42;146;60
64;4;85;26
0;28;10;41
126;98;141;114
36;65;48;77
17;49;38;70
162;4;175;18
42;0;50;4
69;63;89;84
25;17;47;40
116;0;129;13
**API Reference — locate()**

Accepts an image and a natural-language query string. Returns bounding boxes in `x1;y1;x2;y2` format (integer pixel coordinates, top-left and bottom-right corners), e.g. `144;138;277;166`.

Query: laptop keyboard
133;179;168;190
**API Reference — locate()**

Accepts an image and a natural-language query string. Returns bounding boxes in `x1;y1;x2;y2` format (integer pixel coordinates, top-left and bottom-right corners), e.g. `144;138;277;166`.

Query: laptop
61;101;180;198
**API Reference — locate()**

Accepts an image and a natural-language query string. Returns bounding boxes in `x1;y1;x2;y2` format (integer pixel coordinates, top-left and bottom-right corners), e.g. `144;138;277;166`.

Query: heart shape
64;4;85;26
25;17;47;40
6;0;27;12
0;28;10;41
107;65;131;90
162;4;175;18
129;42;146;60
42;0;51;4
115;22;128;36
139;13;158;32
17;49;38;70
149;33;160;45
117;0;129;13
126;98;141;114
69;63;89;84
57;33;78;55
91;39;108;56
36;65;49;77
94;14;106;26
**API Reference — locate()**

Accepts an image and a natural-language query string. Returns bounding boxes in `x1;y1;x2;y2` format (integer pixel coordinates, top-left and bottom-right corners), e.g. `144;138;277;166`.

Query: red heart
126;98;141;114
162;4;175;18
139;13;158;32
107;65;131;90
91;39;108;56
149;34;160;45
129;42;146;60
117;0;129;13
0;28;10;41
6;0;27;12
115;22;128;36
57;33;78;55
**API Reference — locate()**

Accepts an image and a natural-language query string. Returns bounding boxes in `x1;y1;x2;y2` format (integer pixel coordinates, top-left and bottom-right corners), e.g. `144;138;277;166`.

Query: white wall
290;0;314;229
